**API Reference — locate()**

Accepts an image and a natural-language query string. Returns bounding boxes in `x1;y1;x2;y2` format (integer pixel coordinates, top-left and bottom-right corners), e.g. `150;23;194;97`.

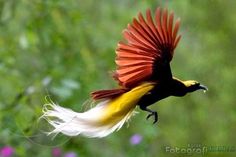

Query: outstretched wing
113;7;181;88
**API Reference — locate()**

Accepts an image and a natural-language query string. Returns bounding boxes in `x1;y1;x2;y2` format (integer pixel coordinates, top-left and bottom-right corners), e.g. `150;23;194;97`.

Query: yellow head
183;80;208;93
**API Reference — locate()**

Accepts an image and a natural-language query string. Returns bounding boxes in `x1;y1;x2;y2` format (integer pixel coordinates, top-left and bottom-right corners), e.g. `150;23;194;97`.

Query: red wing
91;88;128;100
114;8;181;88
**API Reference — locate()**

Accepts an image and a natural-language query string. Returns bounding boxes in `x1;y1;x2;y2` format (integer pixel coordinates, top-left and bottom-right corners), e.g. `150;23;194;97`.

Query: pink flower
0;146;14;157
52;147;62;157
130;134;143;145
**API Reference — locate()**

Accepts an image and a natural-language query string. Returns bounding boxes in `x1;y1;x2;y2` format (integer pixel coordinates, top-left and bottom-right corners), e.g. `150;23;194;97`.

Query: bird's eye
195;82;200;86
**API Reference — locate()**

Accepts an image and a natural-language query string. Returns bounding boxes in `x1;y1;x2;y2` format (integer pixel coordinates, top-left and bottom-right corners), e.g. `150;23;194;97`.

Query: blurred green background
0;0;236;157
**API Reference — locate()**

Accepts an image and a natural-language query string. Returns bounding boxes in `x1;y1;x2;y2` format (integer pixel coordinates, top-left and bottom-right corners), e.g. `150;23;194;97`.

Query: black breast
137;83;171;107
137;78;187;107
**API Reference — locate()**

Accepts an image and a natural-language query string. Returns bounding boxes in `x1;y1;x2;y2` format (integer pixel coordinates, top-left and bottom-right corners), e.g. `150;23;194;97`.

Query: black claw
146;111;158;124
146;114;152;120
139;103;159;124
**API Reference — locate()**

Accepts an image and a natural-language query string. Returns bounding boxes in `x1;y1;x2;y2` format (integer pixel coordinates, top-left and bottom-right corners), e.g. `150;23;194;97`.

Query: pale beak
199;84;208;92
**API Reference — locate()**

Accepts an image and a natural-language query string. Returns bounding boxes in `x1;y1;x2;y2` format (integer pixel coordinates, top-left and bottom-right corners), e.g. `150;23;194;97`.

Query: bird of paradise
42;7;207;138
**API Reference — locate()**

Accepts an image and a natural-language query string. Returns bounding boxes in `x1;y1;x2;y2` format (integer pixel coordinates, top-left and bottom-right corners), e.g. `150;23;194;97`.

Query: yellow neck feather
183;80;198;87
99;82;156;125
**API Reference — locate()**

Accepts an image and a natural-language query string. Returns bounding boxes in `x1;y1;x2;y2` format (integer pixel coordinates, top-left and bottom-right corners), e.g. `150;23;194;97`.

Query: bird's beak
199;84;208;92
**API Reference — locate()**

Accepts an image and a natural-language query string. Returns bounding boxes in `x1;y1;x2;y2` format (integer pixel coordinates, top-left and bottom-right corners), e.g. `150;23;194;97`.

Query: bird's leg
139;104;158;124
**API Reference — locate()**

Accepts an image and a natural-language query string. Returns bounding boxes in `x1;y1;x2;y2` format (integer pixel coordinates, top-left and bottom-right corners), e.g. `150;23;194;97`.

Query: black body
138;78;187;123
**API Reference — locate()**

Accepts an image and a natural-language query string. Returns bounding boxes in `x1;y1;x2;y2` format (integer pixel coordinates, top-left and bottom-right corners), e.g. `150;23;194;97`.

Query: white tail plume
41;82;155;138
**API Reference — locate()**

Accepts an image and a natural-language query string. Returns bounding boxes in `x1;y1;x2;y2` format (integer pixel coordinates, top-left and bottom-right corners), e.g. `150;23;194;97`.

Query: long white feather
41;100;134;138
41;82;155;138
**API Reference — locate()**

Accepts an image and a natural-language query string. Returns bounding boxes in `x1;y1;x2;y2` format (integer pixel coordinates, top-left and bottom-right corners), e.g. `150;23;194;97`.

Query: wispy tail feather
42;100;135;138
41;82;155;138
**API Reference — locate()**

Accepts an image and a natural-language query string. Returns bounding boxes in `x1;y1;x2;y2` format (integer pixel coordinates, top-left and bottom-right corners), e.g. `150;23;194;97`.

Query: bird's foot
146;111;158;124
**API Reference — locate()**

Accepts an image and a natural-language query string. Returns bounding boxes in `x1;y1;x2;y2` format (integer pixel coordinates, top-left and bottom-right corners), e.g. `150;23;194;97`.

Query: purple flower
52;147;62;157
0;146;14;157
130;134;143;145
64;152;77;157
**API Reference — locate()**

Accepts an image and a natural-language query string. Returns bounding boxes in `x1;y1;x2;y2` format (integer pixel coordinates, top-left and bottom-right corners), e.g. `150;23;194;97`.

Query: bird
41;7;207;138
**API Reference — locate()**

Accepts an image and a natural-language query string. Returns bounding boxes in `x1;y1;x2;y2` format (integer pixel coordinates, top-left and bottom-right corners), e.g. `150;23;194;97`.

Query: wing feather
168;12;174;46
92;7;181;100
117;41;158;56
146;9;162;47
114;7;181;88
155;8;165;45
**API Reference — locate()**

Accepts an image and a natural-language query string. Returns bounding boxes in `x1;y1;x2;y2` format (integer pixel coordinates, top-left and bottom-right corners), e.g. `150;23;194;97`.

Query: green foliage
0;0;236;157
